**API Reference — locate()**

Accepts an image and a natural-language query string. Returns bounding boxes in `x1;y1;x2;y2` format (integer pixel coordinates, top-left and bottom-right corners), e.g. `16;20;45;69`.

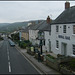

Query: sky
0;1;75;23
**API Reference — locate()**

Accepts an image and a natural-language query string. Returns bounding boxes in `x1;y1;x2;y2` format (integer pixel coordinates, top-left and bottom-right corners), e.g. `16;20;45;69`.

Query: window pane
63;25;66;33
56;40;59;48
73;25;75;34
73;45;75;55
56;26;59;32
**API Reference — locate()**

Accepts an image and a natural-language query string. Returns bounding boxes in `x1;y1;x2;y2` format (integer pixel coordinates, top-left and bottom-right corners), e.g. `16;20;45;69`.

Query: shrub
46;54;55;59
19;40;32;49
69;58;75;69
0;37;3;40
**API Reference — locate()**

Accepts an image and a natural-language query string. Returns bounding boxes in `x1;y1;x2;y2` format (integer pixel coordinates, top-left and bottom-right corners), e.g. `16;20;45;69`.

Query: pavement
16;45;61;74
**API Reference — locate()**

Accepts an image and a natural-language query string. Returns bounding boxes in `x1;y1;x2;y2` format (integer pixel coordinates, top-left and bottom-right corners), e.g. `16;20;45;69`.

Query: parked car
9;39;15;47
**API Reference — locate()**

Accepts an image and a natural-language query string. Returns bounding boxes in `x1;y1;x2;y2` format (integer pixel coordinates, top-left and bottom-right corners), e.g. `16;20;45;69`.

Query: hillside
0;20;44;33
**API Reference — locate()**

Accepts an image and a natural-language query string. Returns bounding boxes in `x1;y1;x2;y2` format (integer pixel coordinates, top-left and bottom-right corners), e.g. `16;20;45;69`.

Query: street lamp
39;31;44;55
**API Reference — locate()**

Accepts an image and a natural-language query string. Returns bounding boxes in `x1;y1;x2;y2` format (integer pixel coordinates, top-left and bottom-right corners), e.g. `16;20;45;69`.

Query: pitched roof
31;20;51;31
52;6;75;24
22;24;35;33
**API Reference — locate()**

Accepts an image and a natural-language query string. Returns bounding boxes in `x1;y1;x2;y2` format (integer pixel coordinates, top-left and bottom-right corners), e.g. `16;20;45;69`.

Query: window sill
56;48;59;50
56;32;59;34
72;34;75;36
70;54;75;57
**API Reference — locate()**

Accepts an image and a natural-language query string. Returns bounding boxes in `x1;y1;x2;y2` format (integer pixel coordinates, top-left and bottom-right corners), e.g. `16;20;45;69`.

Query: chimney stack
65;1;70;9
47;16;50;23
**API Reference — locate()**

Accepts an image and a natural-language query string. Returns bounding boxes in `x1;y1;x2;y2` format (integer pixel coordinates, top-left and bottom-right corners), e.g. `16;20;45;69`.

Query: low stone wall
45;56;75;74
27;48;34;56
45;56;60;71
57;56;72;64
60;66;75;74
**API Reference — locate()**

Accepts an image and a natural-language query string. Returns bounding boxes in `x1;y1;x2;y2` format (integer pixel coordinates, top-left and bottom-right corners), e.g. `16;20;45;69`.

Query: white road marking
8;55;10;61
8;62;11;72
7;41;11;72
7;51;9;55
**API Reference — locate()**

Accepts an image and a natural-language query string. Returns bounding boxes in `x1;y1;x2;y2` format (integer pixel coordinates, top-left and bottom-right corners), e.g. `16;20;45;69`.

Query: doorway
61;43;67;56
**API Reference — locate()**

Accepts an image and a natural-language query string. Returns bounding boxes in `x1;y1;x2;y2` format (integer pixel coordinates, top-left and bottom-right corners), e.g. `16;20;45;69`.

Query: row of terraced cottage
21;1;75;57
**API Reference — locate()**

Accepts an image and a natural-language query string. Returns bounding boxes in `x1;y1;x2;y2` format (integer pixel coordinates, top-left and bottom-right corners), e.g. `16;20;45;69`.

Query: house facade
21;25;35;41
21;31;29;40
50;24;74;56
29;20;50;53
49;1;75;56
29;29;39;45
44;29;51;52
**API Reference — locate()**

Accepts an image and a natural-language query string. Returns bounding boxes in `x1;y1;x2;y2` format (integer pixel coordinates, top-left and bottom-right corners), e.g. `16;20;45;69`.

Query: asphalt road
0;39;39;74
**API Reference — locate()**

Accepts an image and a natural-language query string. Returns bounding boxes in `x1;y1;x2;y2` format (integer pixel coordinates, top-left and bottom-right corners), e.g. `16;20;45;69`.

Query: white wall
44;31;51;52
50;23;75;56
29;29;39;45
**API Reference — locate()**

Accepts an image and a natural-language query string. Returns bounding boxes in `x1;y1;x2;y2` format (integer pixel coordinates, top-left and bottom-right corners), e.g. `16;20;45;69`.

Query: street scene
0;38;40;74
0;1;75;74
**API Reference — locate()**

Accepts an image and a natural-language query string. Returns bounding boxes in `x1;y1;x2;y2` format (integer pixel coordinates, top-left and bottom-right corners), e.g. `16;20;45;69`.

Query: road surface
0;39;40;74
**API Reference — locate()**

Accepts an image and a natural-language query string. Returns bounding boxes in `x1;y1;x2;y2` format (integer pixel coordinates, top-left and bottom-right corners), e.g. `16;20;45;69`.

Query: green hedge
69;58;75;69
19;40;32;49
46;54;55;59
0;37;3;41
60;57;75;71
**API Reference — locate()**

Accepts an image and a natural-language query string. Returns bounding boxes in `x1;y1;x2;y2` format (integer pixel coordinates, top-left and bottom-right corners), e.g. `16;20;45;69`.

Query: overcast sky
0;1;75;23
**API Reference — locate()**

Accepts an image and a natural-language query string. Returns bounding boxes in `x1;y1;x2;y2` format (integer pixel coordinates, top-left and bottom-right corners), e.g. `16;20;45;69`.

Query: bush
69;58;75;69
60;57;75;71
46;54;55;59
18;40;32;49
0;37;3;40
24;40;32;47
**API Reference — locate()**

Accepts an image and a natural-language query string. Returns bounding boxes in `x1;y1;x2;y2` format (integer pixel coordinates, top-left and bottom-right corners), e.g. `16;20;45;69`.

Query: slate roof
31;20;51;31
52;6;75;24
22;24;35;33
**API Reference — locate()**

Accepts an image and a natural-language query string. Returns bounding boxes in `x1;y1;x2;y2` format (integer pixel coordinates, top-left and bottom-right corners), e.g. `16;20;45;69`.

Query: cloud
0;1;74;23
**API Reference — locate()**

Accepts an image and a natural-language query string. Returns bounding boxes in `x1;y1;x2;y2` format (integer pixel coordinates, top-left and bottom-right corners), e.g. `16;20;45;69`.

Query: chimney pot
65;1;70;9
47;16;50;23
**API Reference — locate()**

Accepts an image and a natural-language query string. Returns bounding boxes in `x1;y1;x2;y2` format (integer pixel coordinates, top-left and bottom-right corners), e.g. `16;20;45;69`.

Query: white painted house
29;19;51;53
44;25;51;52
29;29;39;45
49;1;75;56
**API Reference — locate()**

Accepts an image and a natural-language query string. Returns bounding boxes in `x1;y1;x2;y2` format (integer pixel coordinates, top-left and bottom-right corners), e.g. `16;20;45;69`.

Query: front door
61;43;67;56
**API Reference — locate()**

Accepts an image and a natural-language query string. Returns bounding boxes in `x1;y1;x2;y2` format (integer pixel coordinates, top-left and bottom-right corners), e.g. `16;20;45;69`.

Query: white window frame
73;45;75;55
63;25;66;33
56;40;59;48
56;25;59;32
73;25;75;34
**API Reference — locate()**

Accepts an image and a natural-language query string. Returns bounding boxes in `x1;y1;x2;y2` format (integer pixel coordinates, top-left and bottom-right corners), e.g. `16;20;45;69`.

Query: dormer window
73;25;75;34
63;25;66;33
56;26;59;32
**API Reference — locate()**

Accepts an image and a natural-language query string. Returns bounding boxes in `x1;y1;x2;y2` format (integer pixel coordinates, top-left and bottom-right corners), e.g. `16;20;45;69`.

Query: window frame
73;45;75;55
73;25;75;34
63;25;66;33
56;40;59;48
56;25;59;32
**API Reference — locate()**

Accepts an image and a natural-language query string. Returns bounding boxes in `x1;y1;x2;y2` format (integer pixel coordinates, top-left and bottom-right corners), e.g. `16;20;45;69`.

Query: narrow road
0;39;40;74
